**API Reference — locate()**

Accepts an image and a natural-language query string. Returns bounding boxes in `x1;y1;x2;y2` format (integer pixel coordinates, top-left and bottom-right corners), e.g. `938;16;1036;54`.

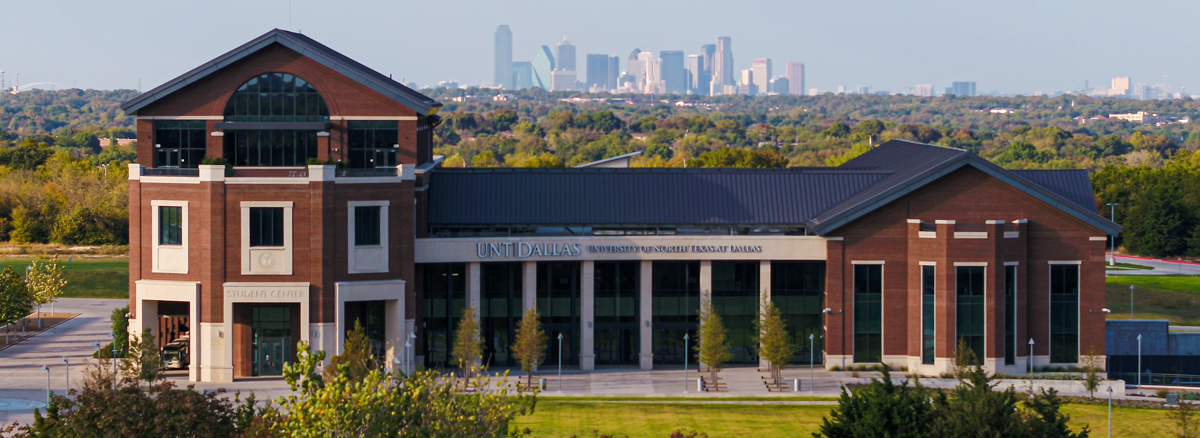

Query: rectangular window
1004;265;1017;366
347;121;400;169
354;206;381;246
153;120;207;168
921;265;935;365
956;266;985;364
158;206;183;246
853;264;882;363
249;207;284;247
1050;264;1080;363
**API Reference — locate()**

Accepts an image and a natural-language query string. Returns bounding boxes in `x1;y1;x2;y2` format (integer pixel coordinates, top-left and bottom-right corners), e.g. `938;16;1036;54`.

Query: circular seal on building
259;253;275;268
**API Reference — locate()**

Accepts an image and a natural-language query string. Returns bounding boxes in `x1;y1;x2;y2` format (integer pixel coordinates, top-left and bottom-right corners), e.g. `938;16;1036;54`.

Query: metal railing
1113;372;1200;387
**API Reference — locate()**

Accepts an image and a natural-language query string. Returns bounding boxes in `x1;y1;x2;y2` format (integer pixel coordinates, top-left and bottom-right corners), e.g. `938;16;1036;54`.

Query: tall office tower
586;54;611;89
512;62;533;90
751;59;771;96
636;51;660;93
769;77;789;95
1111;77;1131;96
696;44;715;96
949;81;976;96
659;51;686;95
628;49;645;91
532;46;555;90
711;37;734;93
686;55;701;94
494;25;513;89
608;56;620;91
785;62;805;95
556;37;576;72
914;84;933;97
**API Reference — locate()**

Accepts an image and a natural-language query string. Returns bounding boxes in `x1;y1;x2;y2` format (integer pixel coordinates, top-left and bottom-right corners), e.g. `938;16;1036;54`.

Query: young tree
1169;395;1198;438
452;305;483;380
326;319;377;382
697;297;731;385
0;266;33;327
121;328;161;385
951;338;980;380
756;298;791;386
25;258;67;328
1080;352;1105;400
512;307;547;387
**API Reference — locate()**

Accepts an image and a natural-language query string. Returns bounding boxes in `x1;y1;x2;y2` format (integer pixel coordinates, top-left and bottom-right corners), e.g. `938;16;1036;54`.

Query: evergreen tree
697;297;731;385
326;320;376;382
814;368;935;438
512;307;547;387
451;306;483;380
756;298;791;386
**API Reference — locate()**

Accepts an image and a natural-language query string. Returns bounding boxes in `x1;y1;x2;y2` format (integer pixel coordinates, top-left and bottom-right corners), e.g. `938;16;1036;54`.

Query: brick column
823;237;846;369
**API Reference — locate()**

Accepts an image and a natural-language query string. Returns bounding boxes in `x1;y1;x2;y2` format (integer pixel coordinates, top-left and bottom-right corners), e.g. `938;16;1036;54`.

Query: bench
700;376;728;392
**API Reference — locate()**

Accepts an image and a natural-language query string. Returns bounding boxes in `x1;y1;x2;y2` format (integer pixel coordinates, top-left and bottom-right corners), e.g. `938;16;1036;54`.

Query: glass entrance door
652;262;700;365
595;328;636;365
256;337;289;376
595;262;639;366
538;262;580;366
250;306;293;377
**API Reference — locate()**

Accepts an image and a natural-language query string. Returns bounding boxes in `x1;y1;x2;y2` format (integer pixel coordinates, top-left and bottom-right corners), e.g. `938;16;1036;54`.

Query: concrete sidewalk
0;298;125;425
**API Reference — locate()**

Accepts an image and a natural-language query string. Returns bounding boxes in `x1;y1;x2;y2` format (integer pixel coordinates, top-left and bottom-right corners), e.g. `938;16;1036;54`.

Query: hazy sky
4;0;1198;94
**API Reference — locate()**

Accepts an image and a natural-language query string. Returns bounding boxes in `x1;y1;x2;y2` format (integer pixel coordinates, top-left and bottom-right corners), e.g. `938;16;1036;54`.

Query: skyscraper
586;55;610;90
948;82;976;96
914;84;933;97
556;37;576;72
659;51;686;95
686;55;701;94
608;56;620;92
740;69;755;96
769;77;789;95
785;62;805;96
711;37;734;95
628;49;645;91
494;25;512;89
636;51;659;93
532;46;555;90
1111;77;1131;96
512;62;533;90
697;44;716;96
751;59;771;97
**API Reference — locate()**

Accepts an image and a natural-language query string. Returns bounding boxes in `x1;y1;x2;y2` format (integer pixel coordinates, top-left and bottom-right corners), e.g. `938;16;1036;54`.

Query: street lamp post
1137;334;1142;390
1028;338;1036;392
557;333;563;392
1107;386;1113;438
683;333;690;393
808;333;815;394
1106;203;1119;266
60;357;69;396
109;333;118;385
403;340;411;375
41;365;50;403
408;332;417;374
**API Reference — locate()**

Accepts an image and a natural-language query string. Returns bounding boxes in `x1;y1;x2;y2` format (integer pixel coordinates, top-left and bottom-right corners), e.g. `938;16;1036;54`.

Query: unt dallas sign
476;242;764;258
414;235;827;263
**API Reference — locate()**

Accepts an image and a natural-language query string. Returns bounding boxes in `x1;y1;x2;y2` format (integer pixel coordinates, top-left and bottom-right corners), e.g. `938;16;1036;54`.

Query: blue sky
3;0;1196;94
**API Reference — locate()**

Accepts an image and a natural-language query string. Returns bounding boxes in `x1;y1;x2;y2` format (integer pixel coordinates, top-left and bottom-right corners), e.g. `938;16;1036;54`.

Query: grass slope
1105;275;1200;326
512;400;1178;438
0;257;128;299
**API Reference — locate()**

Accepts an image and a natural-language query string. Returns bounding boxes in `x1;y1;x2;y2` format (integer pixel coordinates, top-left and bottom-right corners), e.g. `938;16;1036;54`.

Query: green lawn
0;257;128;299
1105;275;1200;326
1107;262;1154;271
512;400;1178;438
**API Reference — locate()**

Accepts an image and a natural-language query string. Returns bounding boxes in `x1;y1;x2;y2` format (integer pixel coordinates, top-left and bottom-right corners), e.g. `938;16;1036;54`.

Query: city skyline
2;0;1198;96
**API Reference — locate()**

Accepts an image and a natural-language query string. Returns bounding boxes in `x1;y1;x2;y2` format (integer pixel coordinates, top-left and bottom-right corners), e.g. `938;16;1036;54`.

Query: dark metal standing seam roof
426;169;890;227
121;29;441;115
1010;169;1097;213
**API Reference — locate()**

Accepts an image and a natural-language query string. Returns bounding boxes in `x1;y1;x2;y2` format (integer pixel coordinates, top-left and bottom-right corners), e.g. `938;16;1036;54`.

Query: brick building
125;30;1119;383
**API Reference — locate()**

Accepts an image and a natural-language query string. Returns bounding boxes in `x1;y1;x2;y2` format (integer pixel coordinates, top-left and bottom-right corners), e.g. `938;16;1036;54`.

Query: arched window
222;73;329;166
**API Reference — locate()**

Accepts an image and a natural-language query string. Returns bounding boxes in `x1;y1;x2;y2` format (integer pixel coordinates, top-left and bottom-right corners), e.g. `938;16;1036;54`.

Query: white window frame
348;201;389;274
241;201;294;275
151;200;189;274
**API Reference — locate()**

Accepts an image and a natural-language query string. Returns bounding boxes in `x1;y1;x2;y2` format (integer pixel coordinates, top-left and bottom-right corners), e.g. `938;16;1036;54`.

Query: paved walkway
0;298;125;425
1107;255;1200;276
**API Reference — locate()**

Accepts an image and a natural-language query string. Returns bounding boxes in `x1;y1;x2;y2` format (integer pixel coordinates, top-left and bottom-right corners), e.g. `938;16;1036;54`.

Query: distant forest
0;88;1198;256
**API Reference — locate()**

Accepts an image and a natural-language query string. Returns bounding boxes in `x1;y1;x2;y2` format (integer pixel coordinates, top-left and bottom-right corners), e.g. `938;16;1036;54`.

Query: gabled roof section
121;29;440;115
806;139;1120;236
427;168;890;227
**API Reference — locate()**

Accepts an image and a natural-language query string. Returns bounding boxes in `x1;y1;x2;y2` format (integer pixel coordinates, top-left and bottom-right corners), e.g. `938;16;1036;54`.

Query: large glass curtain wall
651;262;699;365
956;266;986;364
222;73;329;167
537;262;580;366
347;121;400;168
921;265;936;365
422;264;465;369
712;262;759;365
594;262;639;366
153;120;206;168
770;262;825;364
852;264;883;363
481;263;522;367
1050;264;1079;364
